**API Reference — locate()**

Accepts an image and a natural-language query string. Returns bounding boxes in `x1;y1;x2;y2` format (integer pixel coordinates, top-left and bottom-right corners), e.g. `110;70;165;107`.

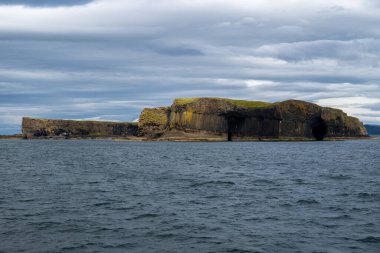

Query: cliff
138;98;368;141
138;107;170;138
22;98;368;141
22;117;138;139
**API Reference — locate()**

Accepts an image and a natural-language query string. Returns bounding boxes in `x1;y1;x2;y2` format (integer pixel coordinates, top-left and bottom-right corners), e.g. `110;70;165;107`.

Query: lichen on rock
138;107;170;137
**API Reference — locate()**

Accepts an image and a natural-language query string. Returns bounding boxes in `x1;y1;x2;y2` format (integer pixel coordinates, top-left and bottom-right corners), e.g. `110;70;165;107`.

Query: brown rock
21;98;368;141
141;98;368;141
22;117;138;139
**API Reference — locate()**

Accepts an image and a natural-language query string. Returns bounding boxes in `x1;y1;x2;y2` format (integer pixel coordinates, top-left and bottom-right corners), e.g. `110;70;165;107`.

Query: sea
0;140;379;253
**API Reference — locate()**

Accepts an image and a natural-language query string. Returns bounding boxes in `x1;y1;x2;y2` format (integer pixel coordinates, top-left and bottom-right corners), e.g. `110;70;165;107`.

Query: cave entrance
226;116;244;141
312;117;327;141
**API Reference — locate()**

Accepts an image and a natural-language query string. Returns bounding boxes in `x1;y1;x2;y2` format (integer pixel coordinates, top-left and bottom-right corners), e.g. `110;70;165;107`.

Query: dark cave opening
226;116;244;141
312;117;327;141
228;132;232;141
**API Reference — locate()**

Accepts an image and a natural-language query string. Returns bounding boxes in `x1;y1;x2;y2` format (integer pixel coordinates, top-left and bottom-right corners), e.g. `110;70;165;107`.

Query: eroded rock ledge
22;118;138;139
22;98;368;141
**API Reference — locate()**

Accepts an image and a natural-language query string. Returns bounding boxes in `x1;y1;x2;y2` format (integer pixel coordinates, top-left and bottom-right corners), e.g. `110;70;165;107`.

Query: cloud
0;0;379;133
253;39;380;63
0;0;94;7
316;97;380;107
153;46;204;56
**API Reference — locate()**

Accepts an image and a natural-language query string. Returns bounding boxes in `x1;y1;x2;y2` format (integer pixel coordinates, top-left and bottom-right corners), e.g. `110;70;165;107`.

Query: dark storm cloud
0;0;379;133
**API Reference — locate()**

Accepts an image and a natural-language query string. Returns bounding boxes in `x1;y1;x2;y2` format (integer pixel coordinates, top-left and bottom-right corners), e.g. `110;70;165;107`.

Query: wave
297;199;319;204
128;213;159;220
190;180;235;187
329;174;352;180
357;192;380;200
357;236;380;243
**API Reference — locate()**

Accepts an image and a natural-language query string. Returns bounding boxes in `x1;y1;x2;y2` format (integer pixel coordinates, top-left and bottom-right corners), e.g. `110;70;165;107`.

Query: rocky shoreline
2;135;377;142
0;134;23;140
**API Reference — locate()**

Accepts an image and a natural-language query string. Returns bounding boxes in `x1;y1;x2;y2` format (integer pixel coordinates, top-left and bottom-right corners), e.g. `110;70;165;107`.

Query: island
21;98;368;141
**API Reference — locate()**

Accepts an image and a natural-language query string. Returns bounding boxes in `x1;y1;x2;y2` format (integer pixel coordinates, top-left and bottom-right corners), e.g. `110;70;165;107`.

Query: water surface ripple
0;140;379;252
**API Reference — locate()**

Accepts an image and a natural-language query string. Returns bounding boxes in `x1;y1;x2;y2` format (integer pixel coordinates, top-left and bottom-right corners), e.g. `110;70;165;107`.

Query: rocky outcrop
138;98;368;141
22;117;138;139
21;98;368;141
138;107;170;138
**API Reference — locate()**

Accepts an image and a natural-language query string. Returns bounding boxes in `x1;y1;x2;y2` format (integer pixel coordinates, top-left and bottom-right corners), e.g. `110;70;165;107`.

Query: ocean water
0;140;379;253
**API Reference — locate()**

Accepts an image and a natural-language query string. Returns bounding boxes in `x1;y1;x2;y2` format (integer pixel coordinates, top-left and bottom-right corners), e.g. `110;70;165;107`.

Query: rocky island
22;98;368;141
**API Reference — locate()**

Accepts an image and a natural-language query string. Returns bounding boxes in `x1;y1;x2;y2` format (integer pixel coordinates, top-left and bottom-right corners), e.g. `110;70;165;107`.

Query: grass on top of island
174;98;273;108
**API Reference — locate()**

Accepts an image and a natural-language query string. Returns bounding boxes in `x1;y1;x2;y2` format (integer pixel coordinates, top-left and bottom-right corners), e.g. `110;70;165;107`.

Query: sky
1;0;380;134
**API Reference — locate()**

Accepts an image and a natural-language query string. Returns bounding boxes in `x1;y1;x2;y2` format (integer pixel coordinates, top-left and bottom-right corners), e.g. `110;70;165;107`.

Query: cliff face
21;98;368;141
22;117;138;139
138;107;170;138
139;98;368;140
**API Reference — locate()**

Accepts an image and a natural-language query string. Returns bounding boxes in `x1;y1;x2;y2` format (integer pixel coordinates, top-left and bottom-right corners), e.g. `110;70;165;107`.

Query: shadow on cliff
312;117;327;141
227;116;245;141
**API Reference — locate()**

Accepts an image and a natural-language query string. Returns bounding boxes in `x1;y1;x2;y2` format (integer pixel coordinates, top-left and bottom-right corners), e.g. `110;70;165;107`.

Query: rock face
138;98;368;141
21;98;368;141
138;107;170;138
22;117;138;139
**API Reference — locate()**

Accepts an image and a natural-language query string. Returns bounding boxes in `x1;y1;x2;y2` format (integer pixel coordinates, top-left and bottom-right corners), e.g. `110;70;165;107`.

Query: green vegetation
139;108;168;127
174;97;273;108
173;98;200;105
225;99;273;108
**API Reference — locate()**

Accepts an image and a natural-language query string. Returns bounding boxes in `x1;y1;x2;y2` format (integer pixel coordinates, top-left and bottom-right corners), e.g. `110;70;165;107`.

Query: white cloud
0;69;68;80
245;80;276;88
0;115;23;125
317;97;380;107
